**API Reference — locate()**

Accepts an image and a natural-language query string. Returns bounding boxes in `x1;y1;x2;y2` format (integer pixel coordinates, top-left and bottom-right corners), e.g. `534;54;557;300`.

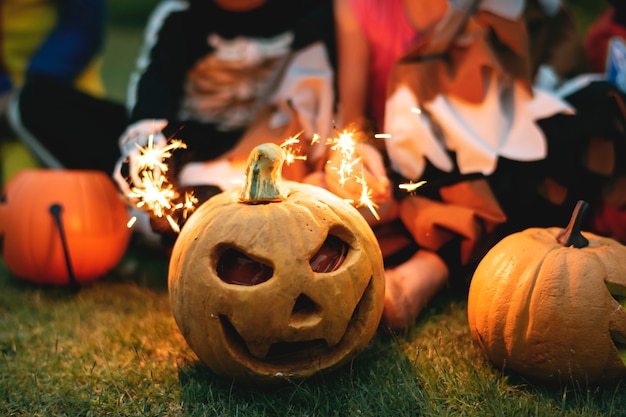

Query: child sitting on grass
114;0;337;248
326;0;626;330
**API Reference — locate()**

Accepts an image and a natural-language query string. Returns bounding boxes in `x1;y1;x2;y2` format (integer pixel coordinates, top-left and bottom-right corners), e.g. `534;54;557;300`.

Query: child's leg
383;249;449;331
8;77;126;173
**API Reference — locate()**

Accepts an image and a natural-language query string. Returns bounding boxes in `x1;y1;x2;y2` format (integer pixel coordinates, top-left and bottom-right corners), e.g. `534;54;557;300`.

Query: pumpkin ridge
89;174;116;234
503;249;552;362
478;232;554;363
507;261;543;359
20;186;39;279
73;175;94;276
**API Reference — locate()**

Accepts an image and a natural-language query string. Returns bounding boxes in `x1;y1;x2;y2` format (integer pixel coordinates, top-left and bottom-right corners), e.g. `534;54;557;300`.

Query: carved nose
289;294;321;328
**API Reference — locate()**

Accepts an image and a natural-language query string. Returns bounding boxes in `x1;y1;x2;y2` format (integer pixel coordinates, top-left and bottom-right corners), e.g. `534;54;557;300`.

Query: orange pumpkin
467;201;626;385
168;143;385;384
0;169;131;285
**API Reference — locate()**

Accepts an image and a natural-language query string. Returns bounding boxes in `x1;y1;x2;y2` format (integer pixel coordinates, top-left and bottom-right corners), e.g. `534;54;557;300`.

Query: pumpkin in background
0;169;132;285
168;143;385;384
467;201;626;385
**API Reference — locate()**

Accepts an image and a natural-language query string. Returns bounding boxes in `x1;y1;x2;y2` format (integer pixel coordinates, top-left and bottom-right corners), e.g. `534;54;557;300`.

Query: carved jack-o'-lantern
168;143;385;383
468;201;626;385
0;169;131;285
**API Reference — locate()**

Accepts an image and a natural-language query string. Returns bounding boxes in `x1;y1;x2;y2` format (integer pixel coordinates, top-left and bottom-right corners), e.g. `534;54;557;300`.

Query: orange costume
354;0;626;279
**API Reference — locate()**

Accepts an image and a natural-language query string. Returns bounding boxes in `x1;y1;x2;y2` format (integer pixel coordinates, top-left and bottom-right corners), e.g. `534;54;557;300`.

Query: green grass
2;257;626;417
103;0;159;101
3;2;626;416
102;26;146;102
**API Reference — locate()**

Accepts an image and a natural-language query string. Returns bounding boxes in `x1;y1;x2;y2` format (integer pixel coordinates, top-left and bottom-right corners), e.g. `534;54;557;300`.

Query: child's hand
113;119;169;195
324;142;391;204
118;119;168;154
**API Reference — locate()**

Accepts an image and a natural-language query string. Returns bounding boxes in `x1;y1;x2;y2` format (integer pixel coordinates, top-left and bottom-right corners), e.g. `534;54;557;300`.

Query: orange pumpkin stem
556;200;589;248
238;143;290;204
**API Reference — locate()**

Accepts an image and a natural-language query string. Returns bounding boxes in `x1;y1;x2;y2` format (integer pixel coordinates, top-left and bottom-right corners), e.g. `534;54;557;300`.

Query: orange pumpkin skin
467;227;626;385
0;169;131;285
168;175;385;383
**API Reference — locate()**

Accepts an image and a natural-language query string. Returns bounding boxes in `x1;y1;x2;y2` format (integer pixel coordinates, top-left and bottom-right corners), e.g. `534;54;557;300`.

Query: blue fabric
0;73;11;94
607;36;626;93
26;0;105;84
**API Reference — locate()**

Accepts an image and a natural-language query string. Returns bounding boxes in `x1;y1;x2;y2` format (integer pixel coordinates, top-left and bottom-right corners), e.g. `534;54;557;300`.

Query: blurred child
114;0;336;247
328;0;626;330
584;0;626;74
2;0;126;174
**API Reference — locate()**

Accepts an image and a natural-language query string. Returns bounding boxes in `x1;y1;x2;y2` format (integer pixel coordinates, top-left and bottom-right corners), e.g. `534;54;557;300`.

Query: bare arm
333;0;370;129
327;0;390;205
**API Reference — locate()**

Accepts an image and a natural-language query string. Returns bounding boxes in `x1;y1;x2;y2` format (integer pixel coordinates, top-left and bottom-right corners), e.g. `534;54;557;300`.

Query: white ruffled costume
384;0;575;181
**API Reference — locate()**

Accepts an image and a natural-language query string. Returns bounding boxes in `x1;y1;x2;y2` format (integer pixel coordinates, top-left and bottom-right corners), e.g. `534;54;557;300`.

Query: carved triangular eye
310;235;348;273
217;248;273;286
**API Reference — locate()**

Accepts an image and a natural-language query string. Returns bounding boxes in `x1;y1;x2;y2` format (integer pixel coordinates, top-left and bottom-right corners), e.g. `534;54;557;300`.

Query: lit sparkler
122;126;425;234
356;172;379;221
122;133;194;233
326;129;360;187
324;128;382;219
280;132;308;166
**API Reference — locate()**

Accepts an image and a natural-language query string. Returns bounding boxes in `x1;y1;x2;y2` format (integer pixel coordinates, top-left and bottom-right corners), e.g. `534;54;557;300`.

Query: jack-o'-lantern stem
556;200;589;248
238;143;290;204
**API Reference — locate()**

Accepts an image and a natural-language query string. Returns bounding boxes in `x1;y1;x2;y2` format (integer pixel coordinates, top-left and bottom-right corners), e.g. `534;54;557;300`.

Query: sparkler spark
326;129;359;186
128;169;175;217
280;132;308;165
324;129;381;219
356;173;380;221
122;133;195;233
132;135;186;175
399;180;427;193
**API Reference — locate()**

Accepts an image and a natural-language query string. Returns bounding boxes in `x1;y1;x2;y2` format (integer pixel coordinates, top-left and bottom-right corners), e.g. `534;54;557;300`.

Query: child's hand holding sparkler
324;136;391;205
114;119;169;195
113;118;193;236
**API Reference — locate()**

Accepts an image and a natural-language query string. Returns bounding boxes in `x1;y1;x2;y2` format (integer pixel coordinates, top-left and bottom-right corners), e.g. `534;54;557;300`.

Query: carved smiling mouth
607;283;626;366
610;307;626;366
220;317;329;363
218;276;375;365
612;334;626;366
